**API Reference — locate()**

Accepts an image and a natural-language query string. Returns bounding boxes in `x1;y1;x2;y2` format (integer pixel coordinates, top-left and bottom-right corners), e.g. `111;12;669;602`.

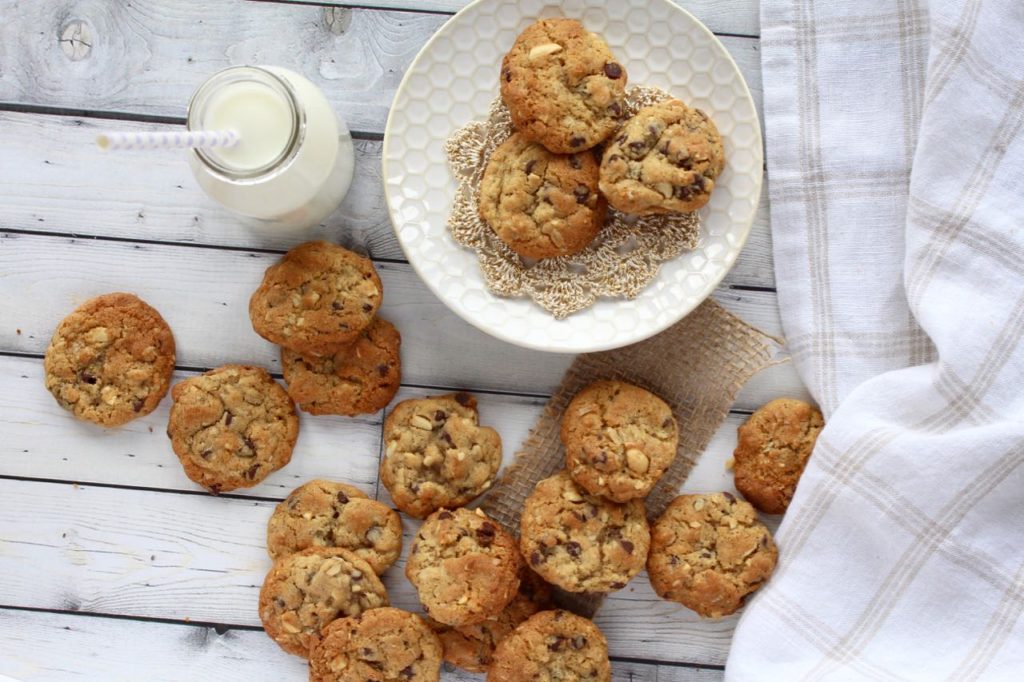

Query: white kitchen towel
727;1;1024;680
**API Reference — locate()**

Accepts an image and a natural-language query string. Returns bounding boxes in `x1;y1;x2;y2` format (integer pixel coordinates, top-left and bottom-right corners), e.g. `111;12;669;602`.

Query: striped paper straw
96;129;239;151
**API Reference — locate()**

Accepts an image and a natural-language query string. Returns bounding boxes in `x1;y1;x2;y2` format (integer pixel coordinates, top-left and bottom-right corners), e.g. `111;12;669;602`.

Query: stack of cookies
479;17;726;261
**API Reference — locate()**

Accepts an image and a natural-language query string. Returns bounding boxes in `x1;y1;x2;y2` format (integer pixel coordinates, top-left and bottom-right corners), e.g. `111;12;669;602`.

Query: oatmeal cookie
488;609;611;682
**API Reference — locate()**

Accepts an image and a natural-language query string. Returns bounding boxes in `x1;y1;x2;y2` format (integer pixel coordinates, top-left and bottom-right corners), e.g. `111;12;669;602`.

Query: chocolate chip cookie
647;493;777;618
599;99;725;215
561;380;678;502
267;479;403;574
281;317;401;417
520;470;649;593
249;241;383;357
488;609;611;682
479;132;605;259
381;393;502;518
406;508;522;627
166;365;299;493
310;608;443;682
43;292;175;427
259;547;389;657
734;398;824;514
501;18;628;153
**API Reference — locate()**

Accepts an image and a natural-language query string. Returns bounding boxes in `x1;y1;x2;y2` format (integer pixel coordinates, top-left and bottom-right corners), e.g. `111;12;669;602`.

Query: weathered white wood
0;1;762;135
0;111;775;289
0;608;723;682
0;233;807;410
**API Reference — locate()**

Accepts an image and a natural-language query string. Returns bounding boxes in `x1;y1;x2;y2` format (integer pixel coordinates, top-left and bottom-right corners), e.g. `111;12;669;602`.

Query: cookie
381;393;502;518
309;608;443;682
488;609;611;682
500;18;628;153
478;133;605;259
43;292;175;427
166;364;299;493
561;380;678;502
519;470;649;593
267;479;403;574
733;398;824;514
647;492;777;618
281;317;401;416
406;508;522;627
599;99;725;215
249;241;383;356
259;547;389;657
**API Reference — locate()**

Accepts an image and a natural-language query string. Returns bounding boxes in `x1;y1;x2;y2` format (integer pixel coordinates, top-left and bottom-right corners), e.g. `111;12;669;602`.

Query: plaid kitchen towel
728;1;1024;679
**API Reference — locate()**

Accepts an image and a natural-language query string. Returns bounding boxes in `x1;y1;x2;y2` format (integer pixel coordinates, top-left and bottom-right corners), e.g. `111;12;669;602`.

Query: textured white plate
383;0;763;353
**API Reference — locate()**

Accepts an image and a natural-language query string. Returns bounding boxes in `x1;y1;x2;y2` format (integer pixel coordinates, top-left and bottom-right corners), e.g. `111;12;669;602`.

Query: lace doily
444;86;700;319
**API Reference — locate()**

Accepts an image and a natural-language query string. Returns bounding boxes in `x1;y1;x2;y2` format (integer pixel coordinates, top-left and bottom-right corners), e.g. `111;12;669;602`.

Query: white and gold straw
96;129;239;151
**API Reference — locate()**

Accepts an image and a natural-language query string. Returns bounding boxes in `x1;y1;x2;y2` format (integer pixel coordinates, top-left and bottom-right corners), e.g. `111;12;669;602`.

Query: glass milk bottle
187;66;355;230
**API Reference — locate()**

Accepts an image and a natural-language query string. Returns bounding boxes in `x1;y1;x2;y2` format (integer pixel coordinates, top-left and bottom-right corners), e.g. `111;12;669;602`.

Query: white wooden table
0;1;808;679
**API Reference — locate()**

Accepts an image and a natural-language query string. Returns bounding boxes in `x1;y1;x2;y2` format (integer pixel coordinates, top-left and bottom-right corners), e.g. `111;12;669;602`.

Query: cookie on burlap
733;398;824;514
381;392;502;518
599;99;725;215
479;132;605;259
647;492;777;618
309;607;443;682
519;470;649;593
561;380;678;502
166;364;299;493
249;241;383;356
500;18;628;153
44;292;175;427
267;479;403;574
487;609;611;682
406;508;522;627
259;547;389;657
281;317;401;416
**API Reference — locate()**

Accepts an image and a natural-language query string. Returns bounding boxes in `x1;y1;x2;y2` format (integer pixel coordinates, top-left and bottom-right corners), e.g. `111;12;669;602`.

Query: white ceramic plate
383;0;762;353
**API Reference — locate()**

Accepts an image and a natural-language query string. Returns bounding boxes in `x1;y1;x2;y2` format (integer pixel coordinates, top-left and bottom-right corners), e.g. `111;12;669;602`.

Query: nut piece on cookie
501;18;628;153
309;607;443;682
258;547;389;658
520;470;649;593
380;392;502;518
487;609;612;682
43;292;176;427
267;479;403;574
599;99;725;215
733;398;824;514
166;364;299;493
479;133;606;260
561;380;678;502
249;241;382;357
647;492;777;618
281;317;401;417
406;508;522;627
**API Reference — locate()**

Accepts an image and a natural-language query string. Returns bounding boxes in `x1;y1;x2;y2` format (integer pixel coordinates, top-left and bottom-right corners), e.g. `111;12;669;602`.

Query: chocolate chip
476;522;496;546
376;363;389;377
362;303;372;313
454;392;473;407
573;511;587;523
564;541;582;557
502;67;511;83
337;491;350;504
245;464;259;479
607;154;624;164
648;124;660;138
224;412;233;426
200;449;213;460
78;371;97;385
571;635;587;649
620;540;634;554
661;417;674;429
616;134;627;144
132;398;144;412
723;492;736;503
569;136;586;148
400;666;415;679
608;101;622;117
441;432;455;448
611;581;627;589
669;555;680;566
573;185;590;203
674;156;694;170
274;597;286;608
361;647;374;656
434;410;446;422
438;510;454;520
569;155;582;170
243;436;257;454
331;301;343;311
524;159;536;175
547;636;566;651
603;62;623;79
530;550;544;566
674;184;695;200
593;451;608;465
209;484;222;495
325;528;336;544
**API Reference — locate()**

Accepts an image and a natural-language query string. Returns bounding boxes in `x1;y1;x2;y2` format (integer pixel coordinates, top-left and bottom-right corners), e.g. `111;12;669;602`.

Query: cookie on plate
488;609;611;682
259;547;389;657
647;492;777;618
500;18;628;153
43;292;175;427
281;317;401;416
520;470;649;593
380;393;502;518
599;99;725;215
478;132;605;259
561;380;678;502
166;364;299;493
310;607;443;682
267;479;403;574
406;508;522;627
734;398;824;514
249;241;382;356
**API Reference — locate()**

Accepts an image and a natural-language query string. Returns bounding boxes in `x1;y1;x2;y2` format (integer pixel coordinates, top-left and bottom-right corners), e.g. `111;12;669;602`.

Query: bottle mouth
187;65;304;181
